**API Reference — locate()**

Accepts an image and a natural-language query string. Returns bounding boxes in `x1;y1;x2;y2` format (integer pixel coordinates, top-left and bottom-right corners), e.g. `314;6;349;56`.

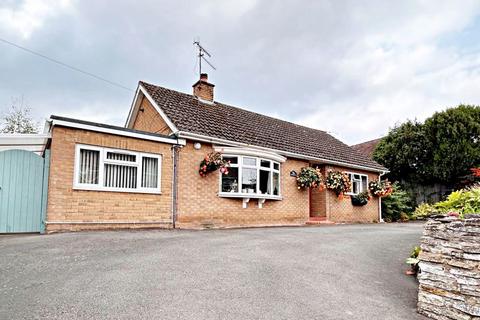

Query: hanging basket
351;191;370;206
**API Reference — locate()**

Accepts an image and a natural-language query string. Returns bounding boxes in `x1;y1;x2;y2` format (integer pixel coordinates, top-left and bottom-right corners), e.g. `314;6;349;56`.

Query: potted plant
368;179;393;197
296;167;325;190
351;191;370;206
325;170;351;199
198;152;230;177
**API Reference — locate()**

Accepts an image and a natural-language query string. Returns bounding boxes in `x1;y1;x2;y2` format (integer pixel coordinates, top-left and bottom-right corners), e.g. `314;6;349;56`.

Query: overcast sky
1;1;480;144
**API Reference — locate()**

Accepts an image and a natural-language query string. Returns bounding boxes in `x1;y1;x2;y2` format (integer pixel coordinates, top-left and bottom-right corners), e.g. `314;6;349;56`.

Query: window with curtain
346;172;368;195
74;144;161;193
220;155;281;197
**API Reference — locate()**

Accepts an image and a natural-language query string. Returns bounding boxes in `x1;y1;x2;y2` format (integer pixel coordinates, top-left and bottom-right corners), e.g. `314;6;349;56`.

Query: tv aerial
193;40;216;76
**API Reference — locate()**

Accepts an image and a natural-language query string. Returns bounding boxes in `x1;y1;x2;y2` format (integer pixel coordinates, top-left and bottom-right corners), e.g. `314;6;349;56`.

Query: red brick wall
46;126;174;232
175;141;310;228
129;98;381;226
323;165;380;223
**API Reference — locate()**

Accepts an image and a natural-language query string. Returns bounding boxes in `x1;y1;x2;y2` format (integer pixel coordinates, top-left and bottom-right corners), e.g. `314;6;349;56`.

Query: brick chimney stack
192;73;214;102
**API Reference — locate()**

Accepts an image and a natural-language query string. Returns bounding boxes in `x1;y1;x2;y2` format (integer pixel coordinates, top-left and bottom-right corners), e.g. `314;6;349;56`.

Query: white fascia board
213;145;286;163
0;133;51;145
179;131;386;173
125;85;142;128
125;84;179;135
51;119;186;145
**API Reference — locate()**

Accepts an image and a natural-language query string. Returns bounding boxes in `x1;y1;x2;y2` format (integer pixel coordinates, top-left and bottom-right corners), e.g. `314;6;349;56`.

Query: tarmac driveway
0;224;426;320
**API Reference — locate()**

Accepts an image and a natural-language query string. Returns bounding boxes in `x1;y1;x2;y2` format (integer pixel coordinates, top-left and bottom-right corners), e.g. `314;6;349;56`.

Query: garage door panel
0;150;47;233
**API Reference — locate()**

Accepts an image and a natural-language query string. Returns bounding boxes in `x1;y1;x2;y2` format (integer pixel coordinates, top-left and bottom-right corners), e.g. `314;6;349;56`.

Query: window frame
345;171;368;196
73;144;162;194
218;154;281;200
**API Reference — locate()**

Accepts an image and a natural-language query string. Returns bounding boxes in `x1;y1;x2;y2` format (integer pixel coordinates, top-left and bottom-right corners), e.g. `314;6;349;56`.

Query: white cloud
0;0;72;38
295;1;480;144
1;0;480;147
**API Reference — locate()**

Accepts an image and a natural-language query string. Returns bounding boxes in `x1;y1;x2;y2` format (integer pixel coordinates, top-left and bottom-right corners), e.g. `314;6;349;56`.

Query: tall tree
373;120;431;183
424;105;480;184
0;97;39;134
373;105;480;187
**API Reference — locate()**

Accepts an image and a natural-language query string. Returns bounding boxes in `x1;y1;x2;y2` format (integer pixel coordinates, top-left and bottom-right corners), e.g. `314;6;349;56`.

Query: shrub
412;203;436;220
435;185;480;215
412;185;480;218
381;183;413;222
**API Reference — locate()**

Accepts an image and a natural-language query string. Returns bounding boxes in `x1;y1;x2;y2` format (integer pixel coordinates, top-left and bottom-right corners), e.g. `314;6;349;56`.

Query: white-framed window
219;155;281;198
74;144;161;194
346;172;368;195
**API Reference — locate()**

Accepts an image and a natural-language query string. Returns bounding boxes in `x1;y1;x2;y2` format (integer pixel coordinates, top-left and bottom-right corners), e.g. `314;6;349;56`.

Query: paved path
0;223;426;320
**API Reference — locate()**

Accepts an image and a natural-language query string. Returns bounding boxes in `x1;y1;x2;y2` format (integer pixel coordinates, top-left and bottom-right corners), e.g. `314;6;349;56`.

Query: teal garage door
0;149;50;233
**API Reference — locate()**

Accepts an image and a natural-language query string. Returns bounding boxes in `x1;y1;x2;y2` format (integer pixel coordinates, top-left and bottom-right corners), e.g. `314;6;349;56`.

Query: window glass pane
273;163;280;170
141;157;158;188
260;160;270;168
361;176;368;191
78;149;100;184
241;167;257;193
354;174;361;180
104;164;137;189
222;167;239;192
259;170;271;194
243;157;256;166
106;152;136;162
223;156;238;165
352;181;359;194
272;172;280;196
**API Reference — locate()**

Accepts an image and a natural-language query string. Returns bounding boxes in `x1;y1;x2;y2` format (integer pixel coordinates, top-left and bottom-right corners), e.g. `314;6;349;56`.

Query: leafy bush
412;203;436;220
381;183;414;222
435;185;480;215
412;185;480;219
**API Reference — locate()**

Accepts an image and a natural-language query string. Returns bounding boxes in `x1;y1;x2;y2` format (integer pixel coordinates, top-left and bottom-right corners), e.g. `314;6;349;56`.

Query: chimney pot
193;73;215;102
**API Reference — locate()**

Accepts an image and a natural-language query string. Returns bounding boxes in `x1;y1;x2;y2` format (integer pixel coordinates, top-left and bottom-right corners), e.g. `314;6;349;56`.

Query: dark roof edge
49;115;184;144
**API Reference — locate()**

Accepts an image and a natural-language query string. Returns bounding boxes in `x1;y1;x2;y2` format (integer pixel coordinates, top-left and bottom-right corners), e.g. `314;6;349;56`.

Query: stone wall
417;215;480;319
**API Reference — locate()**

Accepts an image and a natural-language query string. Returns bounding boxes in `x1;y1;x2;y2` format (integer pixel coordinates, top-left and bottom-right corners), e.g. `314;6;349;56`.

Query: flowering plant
351;191;370;206
368;179;393;197
198;152;230;177
325;170;351;198
471;168;480;177
296;167;325;190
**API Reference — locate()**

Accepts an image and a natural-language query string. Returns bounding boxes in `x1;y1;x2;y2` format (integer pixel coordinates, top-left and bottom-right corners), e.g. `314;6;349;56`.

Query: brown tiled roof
351;138;382;159
140;81;387;172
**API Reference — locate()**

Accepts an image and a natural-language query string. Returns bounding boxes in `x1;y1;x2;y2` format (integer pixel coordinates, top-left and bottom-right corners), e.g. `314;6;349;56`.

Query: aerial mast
193;40;216;76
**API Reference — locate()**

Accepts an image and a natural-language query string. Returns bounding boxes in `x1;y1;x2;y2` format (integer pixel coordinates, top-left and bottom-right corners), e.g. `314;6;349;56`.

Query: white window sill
73;185;162;195
218;192;282;201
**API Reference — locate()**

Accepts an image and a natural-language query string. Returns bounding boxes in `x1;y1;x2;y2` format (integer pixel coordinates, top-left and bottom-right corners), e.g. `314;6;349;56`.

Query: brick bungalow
42;74;387;232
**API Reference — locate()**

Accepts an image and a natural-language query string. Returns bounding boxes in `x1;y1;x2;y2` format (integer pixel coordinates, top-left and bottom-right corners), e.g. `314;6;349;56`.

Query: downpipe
171;143;182;229
378;171;387;223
